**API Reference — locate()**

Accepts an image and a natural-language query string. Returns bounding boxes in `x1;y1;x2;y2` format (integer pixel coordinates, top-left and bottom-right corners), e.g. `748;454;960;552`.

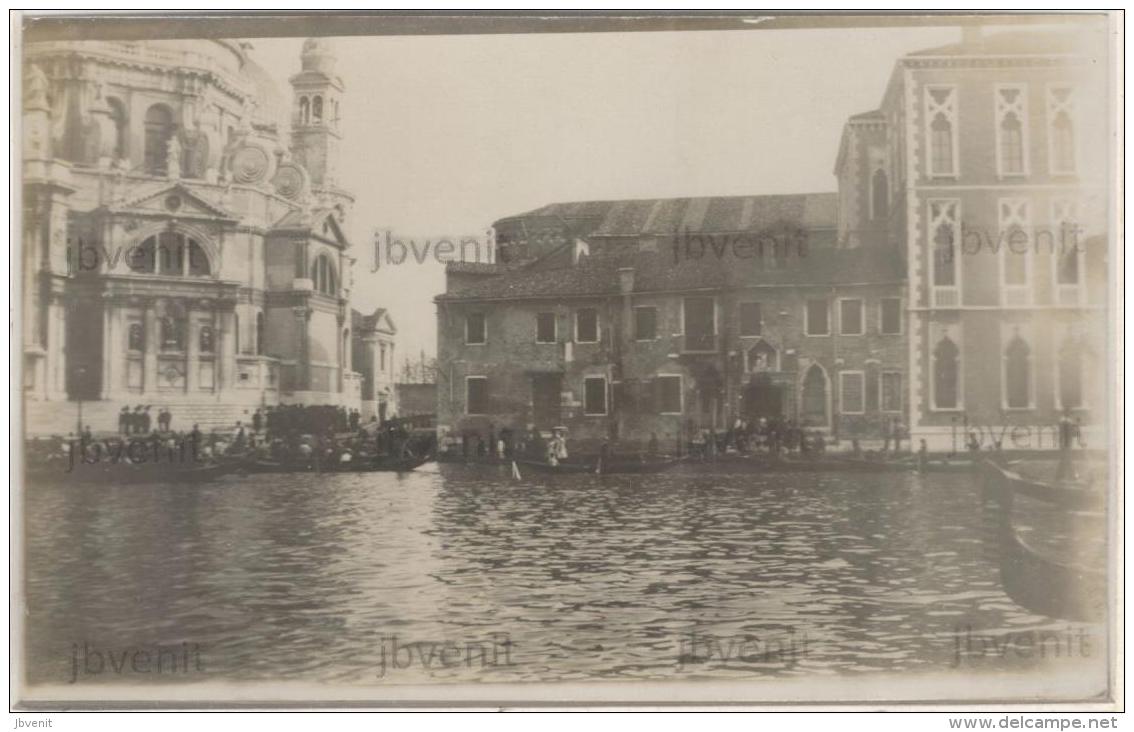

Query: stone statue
24;64;49;109
166;134;182;179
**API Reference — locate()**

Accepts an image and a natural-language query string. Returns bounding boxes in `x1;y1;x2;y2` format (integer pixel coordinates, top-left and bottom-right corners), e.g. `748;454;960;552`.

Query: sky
247;25;968;363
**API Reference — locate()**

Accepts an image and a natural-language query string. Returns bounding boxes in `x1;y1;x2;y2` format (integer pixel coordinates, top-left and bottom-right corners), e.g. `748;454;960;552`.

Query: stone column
293;306;310;392
218;309;236;395
186;304;199;393
46;295;68;400
102;302;124;399
143;304;158;394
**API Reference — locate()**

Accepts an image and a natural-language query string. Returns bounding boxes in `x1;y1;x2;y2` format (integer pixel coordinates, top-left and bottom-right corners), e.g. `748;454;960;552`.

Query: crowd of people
117;405;177;434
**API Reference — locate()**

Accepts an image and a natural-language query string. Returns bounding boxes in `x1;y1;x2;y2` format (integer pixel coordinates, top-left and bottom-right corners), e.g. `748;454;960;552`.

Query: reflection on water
23;466;1106;686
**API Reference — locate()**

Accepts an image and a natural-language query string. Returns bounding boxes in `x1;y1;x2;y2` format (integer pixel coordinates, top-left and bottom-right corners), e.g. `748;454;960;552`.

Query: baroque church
22;38;395;432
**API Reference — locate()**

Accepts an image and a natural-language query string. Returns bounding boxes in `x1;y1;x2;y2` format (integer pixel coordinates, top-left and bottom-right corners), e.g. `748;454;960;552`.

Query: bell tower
289;38;343;189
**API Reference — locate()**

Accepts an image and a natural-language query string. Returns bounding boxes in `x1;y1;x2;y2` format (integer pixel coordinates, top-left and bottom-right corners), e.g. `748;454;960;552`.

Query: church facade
21;38;382;433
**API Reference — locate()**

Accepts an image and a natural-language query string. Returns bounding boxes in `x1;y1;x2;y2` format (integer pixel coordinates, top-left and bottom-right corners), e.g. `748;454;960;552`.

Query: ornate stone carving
231;144;270;184
271;162;307;200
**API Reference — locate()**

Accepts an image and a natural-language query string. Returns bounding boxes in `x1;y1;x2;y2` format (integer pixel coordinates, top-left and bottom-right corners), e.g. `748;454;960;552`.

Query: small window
466;376;489;415
576;308;598;343
840;372;865;414
839;299;864;336
634;307;657;341
805;299;829;336
583;376;607;415
198;325;215;353
657;375;682;414
739;302;761;337
127;323;144;351
536;313;557;344
881;298;902;335
881;371;902;413
465;313;486;345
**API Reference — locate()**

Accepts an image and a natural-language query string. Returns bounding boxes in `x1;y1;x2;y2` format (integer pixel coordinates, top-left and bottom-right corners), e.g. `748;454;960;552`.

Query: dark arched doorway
743;373;783;421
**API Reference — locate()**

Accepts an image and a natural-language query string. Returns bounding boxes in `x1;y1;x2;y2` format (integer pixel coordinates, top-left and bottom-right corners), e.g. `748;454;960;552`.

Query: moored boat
982;459;1107;622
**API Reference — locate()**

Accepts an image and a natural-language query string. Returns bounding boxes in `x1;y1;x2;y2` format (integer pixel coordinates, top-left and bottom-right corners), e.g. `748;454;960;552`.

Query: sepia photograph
10;10;1122;712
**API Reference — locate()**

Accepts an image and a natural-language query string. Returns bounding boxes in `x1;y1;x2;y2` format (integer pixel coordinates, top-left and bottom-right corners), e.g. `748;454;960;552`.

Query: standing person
252;408;263;433
349;409;360;432
917;439;929;472
118;407;130;435
142;406;153;434
132;405;145;434
882;420;892;454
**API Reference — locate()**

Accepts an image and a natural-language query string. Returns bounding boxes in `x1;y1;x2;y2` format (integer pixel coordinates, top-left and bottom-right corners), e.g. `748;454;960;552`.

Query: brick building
436;194;908;451
434;28;1109;454
835;29;1109;449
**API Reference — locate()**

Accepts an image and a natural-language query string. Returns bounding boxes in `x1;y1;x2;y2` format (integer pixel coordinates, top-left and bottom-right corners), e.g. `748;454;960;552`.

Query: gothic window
925;87;957;176
996;86;1028;176
107;97;128;160
871;169;889;220
256;312;265;355
1004;333;1031;409
801;364;828;424
999;199;1032;304
933;335;960;410
312;254;337;295
929;200;960;297
1048;86;1077;174
299;96;310;125
1057;335;1084;410
199;325;215;353
312;95;323;123
127;232;210;276
143;104;175;176
127;323;144;352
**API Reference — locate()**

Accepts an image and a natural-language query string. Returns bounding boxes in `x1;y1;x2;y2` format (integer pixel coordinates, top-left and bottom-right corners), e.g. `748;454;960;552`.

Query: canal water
23;465;1106;690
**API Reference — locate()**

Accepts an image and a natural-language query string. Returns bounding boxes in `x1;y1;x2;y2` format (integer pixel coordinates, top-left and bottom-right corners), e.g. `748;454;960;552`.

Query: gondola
982;460;1106;622
236;451;430;474
513;454;684;476
27;459;232;484
981;460;1105;511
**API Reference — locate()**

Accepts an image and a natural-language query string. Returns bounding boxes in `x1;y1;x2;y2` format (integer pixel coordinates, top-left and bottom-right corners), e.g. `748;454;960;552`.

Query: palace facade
435;29;1109;451
21;38;390;433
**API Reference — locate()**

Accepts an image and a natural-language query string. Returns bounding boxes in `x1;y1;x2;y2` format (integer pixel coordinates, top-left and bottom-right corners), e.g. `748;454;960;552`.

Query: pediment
109;183;237;221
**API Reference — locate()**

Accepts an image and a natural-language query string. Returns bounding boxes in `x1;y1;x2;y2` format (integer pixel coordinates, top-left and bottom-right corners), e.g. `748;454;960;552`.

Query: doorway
743;373;783;421
531;373;562;429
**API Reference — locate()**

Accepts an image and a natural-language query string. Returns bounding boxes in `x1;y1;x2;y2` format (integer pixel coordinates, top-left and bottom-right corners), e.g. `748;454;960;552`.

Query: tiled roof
437;244;903;302
495;193;836;239
351;307;395;334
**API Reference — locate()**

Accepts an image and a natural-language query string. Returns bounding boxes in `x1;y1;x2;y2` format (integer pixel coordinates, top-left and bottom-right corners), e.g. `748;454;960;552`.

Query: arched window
256;312;265;355
313;254;337;295
999;112;1025;175
933;336;960;409
800;364;827;425
127;232;211;276
299;96;310;125
160;314;184;352
1051;112;1076;173
871;169;889;220
199;325;215;353
930;114;954;175
127;323;144;352
143;104;175;175
333;100;340;126
312;96;323;123
932;216;956;287
107;97;128;160
1004;334;1031;409
1057;336;1083;410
